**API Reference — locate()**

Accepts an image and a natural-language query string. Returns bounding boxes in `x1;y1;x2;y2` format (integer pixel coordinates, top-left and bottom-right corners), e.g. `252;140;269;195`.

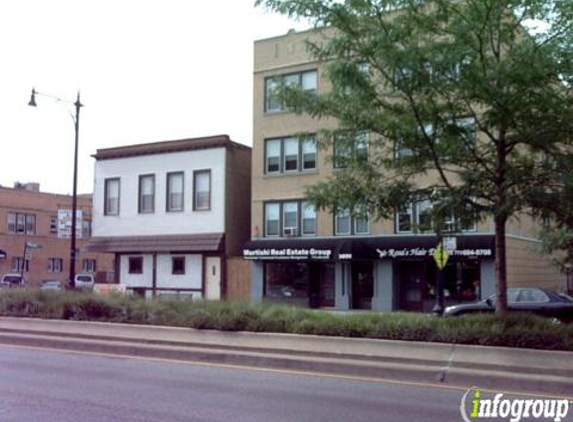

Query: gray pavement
0;317;571;396
0;345;467;422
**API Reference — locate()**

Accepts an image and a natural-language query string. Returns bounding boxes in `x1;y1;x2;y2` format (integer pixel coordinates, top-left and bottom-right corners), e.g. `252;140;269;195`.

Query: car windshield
486;289;520;304
77;276;92;282
43;281;60;286
558;293;573;302
3;276;22;284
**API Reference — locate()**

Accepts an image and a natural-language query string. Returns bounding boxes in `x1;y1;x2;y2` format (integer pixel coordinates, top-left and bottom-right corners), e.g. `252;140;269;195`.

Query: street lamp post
28;88;83;288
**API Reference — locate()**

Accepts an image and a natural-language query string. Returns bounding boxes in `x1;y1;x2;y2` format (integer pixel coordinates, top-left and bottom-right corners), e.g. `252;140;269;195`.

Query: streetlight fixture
28;88;83;288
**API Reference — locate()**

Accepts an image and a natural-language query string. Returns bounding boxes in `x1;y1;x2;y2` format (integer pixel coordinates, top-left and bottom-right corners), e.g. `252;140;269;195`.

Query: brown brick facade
0;185;114;286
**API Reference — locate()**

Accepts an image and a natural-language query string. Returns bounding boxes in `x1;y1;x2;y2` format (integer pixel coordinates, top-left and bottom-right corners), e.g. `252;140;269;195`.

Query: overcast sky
0;1;308;194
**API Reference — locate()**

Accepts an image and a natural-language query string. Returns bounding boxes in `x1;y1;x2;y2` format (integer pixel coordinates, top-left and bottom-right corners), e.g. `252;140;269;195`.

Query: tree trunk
494;214;508;316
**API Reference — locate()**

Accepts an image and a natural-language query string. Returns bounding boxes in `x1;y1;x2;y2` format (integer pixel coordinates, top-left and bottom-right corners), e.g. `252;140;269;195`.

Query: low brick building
0;183;114;286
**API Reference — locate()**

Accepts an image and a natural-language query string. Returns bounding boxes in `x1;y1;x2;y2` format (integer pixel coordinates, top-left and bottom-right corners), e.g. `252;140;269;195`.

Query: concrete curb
0;317;571;396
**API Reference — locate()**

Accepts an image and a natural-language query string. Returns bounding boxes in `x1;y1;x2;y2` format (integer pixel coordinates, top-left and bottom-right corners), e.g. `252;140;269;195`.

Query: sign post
432;242;451;316
20;241;42;282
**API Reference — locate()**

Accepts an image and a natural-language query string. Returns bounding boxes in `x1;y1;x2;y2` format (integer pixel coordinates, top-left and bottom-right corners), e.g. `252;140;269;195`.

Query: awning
87;233;224;253
0;249;6;259
243;235;495;261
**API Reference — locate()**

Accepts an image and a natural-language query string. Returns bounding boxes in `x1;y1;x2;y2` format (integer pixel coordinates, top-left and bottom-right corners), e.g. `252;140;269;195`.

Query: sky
0;1;309;195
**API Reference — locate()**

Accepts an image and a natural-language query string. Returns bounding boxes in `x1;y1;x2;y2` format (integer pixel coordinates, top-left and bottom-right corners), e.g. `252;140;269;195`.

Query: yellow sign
433;243;450;270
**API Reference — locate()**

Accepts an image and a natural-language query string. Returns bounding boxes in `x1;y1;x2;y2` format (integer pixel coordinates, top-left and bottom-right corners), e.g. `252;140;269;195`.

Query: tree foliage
256;0;573;313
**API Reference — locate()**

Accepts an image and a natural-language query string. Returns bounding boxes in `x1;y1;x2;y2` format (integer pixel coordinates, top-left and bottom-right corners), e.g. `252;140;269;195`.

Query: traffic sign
25;242;42;249
443;237;457;252
433;243;450;270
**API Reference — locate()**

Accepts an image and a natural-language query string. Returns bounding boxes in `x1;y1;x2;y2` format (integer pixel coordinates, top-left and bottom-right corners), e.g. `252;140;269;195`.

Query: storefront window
264;262;309;306
425;261;480;302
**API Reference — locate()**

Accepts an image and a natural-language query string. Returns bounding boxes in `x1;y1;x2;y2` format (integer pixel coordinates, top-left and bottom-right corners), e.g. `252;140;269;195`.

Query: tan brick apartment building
0;183;114;286
243;29;565;312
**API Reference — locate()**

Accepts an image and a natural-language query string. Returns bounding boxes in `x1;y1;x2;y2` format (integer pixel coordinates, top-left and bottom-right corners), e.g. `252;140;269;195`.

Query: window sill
263;170;319;179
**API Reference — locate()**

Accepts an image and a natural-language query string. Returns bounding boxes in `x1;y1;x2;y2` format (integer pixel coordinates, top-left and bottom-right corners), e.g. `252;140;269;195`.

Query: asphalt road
0;345;489;422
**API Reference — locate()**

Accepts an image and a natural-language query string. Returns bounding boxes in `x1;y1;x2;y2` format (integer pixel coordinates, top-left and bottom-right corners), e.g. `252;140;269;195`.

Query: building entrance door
397;261;425;312
205;256;221;300
319;263;335;307
351;262;373;310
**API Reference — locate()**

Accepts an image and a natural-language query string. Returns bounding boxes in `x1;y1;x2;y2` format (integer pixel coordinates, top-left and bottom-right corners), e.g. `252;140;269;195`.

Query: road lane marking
0;342;570;400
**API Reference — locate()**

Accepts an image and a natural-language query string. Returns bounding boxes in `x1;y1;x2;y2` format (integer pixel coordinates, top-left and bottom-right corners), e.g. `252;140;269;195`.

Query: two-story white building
88;135;251;299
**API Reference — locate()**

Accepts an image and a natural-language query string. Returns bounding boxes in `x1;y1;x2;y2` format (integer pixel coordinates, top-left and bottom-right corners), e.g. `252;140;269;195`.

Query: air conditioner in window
283;227;297;237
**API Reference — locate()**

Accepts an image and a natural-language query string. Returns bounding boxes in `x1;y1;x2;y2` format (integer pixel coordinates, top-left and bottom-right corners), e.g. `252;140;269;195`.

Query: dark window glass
264;262;309;306
172;257;185;275
128;257;143;274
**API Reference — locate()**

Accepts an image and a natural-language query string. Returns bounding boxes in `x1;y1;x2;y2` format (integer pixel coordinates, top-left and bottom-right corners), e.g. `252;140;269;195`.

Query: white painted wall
156;254;202;289
93;148;226;237
120;254;153;288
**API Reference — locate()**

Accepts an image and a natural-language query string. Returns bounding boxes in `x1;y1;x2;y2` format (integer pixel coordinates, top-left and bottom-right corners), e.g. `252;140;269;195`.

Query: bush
0;289;571;351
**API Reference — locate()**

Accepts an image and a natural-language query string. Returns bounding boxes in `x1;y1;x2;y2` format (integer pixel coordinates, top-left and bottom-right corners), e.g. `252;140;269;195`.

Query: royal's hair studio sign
376;247;493;259
244;248;332;260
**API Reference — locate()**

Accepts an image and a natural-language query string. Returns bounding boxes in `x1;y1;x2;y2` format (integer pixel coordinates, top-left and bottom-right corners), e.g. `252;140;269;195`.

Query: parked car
40;280;64;292
444;287;573;322
0;273;26;289
74;273;95;290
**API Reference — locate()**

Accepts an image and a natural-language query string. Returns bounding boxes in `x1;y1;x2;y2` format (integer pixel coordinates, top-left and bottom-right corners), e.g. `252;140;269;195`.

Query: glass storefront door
351;262;374;310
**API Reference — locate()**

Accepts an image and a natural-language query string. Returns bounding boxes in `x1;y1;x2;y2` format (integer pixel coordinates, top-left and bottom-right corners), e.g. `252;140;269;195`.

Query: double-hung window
265;70;317;112
82;259;96;273
301;202;316;236
104;178;120;216
7;212;35;235
283;138;299;172
167;172;184;212
395;201;476;233
264;136;316;174
335;208;370;236
193;170;211;211
48;258;63;273
282;202;299;236
265;140;281;174
265;203;280;237
12;257;29;272
138;174;155;214
264;201;316;237
333;131;368;168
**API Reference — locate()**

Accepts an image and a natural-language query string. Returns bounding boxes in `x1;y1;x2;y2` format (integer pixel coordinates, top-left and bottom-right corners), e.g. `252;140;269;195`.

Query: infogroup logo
460;387;571;422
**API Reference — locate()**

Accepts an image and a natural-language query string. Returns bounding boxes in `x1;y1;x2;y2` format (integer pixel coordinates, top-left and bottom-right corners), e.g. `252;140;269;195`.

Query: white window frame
335;208;352;236
104;178;120;216
282;202;299;236
138;174;155;214
264;70;318;113
265;203;280;237
301;202;316;236
166;172;184;212
193;170;211;211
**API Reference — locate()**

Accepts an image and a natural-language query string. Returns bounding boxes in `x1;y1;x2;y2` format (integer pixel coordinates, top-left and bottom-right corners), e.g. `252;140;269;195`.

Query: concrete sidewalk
0;317;571;396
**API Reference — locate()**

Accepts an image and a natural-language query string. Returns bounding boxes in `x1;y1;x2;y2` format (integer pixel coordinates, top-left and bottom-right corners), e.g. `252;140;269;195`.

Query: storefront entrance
396;261;426;312
351;262;374;310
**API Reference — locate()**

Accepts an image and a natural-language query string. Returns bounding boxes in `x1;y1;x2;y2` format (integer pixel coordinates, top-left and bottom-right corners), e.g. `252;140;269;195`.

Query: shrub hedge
0;289;571;351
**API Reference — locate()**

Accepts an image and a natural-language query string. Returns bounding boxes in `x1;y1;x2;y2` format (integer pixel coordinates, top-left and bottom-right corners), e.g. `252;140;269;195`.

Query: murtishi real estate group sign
243;248;332;260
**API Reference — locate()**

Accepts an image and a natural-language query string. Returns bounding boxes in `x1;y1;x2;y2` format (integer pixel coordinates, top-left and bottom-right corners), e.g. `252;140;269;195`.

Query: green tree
256;0;573;315
529;154;573;273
